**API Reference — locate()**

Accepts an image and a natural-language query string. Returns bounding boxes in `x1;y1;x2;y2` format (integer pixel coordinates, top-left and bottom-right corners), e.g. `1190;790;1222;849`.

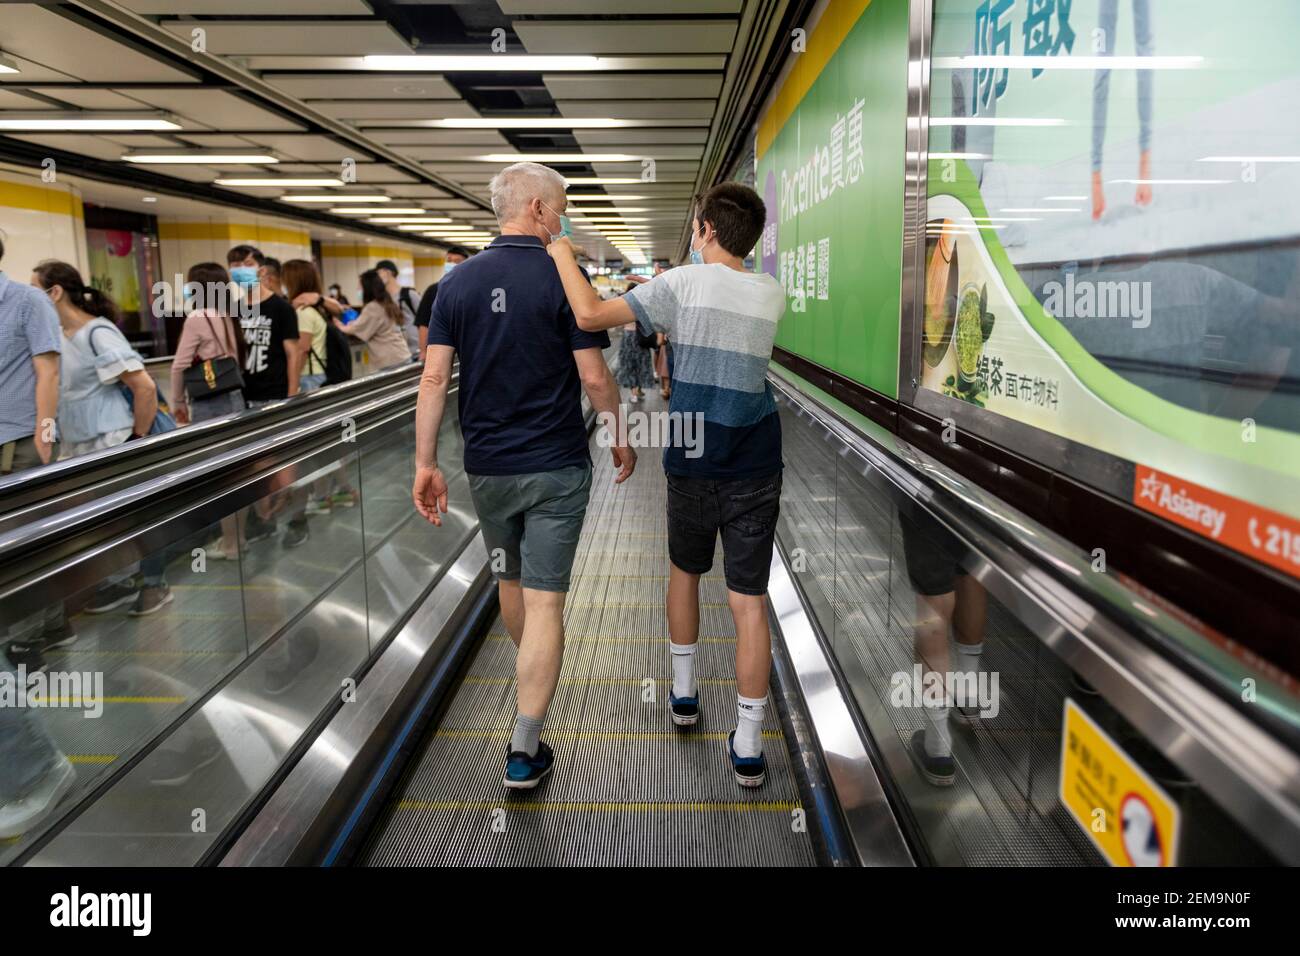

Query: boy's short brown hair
693;182;766;258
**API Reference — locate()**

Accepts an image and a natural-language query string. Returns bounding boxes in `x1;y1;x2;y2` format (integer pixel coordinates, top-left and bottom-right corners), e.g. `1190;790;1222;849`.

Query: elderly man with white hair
412;161;636;789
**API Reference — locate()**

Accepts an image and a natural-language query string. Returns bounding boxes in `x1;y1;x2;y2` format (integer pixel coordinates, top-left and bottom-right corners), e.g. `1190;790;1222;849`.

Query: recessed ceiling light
365;217;453;224
0;112;182;132
364;55;603;72
331;207;425;215
282;195;391;203
0;54;19;75
141;196;158;203
429;117;630;129
125;151;276;164
216;178;343;187
475;153;641;163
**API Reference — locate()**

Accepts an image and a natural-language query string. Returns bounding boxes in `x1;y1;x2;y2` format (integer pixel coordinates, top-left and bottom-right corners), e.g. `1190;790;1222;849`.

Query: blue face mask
231;266;259;288
689;230;707;266
443;260;457;274
541;201;572;242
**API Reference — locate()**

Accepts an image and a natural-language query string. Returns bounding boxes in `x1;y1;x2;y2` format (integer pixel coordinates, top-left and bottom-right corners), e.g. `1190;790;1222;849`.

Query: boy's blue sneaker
727;731;766;788
669;688;700;726
504;741;554;790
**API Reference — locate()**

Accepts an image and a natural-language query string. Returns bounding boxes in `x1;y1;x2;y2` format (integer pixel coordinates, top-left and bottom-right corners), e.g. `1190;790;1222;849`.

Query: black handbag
183;315;245;400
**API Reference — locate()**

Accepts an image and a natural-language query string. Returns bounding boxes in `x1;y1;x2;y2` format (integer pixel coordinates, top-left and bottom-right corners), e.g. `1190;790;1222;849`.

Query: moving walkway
2;346;1296;866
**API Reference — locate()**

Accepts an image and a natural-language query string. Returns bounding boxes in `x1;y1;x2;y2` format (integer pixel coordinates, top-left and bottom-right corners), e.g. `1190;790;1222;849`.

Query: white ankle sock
735;694;767;757
923;706;952;758
670;642;697;698
954;640;983;674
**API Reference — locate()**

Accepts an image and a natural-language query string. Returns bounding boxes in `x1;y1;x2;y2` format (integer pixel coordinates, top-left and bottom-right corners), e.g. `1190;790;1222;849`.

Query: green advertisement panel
924;0;1300;579
756;0;910;398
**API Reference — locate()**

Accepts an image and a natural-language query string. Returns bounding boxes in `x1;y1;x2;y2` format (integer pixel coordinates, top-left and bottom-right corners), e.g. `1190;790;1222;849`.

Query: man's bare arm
574;346;636;484
549;238;636;332
413;344;455;523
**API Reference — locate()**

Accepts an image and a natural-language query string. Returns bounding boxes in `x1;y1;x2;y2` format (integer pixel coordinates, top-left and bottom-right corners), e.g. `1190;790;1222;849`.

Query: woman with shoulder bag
171;262;246;425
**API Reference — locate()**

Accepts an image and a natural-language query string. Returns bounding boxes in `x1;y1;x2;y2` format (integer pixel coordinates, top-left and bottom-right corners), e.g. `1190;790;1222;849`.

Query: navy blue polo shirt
428;234;610;476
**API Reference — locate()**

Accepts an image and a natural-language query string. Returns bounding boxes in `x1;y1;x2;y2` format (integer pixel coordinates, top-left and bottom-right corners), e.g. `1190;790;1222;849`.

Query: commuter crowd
0;159;789;841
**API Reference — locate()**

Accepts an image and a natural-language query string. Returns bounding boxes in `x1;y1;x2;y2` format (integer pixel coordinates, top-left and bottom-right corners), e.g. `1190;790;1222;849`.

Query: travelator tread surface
361;395;817;867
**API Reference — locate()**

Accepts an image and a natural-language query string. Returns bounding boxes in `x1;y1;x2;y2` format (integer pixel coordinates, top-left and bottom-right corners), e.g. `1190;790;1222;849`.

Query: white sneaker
0;756;76;838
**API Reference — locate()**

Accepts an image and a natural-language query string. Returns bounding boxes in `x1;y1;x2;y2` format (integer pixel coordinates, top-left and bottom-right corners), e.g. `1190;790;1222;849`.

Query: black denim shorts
666;470;782;595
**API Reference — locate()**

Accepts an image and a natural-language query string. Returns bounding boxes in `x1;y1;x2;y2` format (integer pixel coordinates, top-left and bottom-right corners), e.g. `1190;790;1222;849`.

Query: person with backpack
376;258;420;360
549;182;787;788
343;269;413;374
170;262;246;423
282;259;331;392
32;260;173;616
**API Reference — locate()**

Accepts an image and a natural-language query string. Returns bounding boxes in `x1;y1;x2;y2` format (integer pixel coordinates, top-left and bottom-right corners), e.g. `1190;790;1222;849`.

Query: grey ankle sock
511;713;544;757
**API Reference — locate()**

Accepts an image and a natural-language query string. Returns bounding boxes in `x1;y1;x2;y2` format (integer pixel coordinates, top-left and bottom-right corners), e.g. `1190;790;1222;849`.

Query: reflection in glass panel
924;0;1300;584
775;403;837;636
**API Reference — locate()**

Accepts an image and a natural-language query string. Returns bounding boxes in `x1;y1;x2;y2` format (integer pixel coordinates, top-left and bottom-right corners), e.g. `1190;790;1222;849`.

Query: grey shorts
468;464;593;592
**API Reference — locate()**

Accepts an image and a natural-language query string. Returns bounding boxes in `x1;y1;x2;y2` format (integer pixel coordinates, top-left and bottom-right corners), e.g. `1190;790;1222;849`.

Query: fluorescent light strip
476;153;641;163
332;207;424;215
930;117;1064;127
1199;156;1300;163
126;153;277;164
216;178;341;187
282;195;391;203
565;178;641;185
364;55;603;71
933;54;1203;71
429;117;629;129
0;112;181;131
1108;179;1230;185
365;217;453;224
930;152;990;160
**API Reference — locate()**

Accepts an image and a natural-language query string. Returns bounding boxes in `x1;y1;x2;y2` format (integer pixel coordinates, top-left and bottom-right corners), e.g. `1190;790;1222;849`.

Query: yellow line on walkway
68;754;117;764
462;677;735;686
395;799;800;814
435;728;782;742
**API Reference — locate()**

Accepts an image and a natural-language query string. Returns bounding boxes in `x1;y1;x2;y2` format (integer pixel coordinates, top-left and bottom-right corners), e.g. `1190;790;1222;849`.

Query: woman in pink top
170;262;246;425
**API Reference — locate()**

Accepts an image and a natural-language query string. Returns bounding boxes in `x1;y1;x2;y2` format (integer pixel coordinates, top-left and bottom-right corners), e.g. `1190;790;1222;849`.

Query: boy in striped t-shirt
549;182;786;787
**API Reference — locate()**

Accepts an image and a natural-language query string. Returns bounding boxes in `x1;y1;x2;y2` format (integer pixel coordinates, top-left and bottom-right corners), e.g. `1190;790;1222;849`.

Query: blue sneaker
669;687;700;727
909;729;955;787
504;741;554;790
727;731;766;788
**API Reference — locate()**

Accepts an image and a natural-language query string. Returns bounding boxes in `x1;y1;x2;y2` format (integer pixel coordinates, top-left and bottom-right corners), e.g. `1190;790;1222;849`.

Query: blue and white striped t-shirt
625;263;786;479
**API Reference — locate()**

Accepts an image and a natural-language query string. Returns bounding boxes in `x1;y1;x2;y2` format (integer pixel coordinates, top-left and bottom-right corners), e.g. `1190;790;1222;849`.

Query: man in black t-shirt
414;245;471;355
227;246;300;404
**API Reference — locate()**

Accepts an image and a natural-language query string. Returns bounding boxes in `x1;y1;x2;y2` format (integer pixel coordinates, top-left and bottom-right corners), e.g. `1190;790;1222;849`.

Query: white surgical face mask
443;261;457;274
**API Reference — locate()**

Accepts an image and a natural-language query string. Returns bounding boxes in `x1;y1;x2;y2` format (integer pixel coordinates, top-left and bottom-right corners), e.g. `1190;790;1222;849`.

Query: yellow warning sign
1059;698;1180;867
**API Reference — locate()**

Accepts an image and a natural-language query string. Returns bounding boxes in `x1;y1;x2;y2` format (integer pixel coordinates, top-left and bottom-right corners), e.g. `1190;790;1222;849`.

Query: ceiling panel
319;100;480;121
348;163;419;183
513;20;737;55
371;130;508;147
179;133;371;162
174;133;259;148
0;90;47;109
266;74;460;101
558;99;716;119
125;89;306;131
160;21;410;56
543;74;723;100
2;6;199;83
7;134;127;161
574;129;710;146
0;54;76;84
22;88;147;110
122;1;373;12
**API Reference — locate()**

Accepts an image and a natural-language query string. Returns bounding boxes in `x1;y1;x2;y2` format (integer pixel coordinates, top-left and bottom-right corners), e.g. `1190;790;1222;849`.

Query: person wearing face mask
549;182;787;789
413;161;634;791
226;245;300;409
414;245;471;356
